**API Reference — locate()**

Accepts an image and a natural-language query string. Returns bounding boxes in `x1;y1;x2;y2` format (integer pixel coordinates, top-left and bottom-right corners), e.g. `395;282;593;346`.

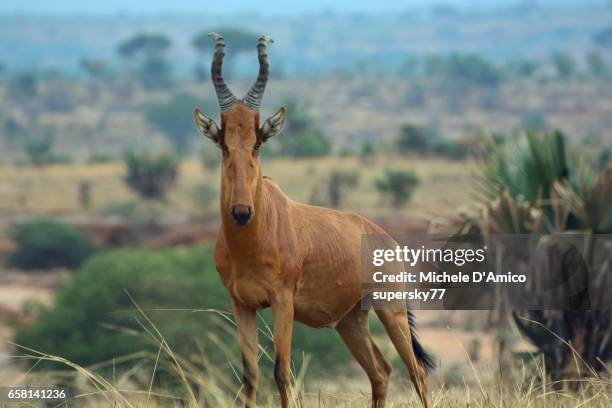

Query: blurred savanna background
0;0;611;406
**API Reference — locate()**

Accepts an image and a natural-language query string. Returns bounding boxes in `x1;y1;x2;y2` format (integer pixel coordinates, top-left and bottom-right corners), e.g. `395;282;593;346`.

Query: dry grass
0;156;472;221
5;304;611;408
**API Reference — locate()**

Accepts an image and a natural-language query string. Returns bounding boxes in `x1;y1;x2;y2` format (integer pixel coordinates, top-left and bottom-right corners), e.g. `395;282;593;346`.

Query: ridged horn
243;35;273;111
208;32;238;112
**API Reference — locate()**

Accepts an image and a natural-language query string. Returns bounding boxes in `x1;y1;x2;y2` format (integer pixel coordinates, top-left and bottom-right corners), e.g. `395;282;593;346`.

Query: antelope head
194;33;285;226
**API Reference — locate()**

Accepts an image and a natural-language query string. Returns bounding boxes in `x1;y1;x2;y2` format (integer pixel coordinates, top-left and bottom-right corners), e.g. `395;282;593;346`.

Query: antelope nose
231;205;253;226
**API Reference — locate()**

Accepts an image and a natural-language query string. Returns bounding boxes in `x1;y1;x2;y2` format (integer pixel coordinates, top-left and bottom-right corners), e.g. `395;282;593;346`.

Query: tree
375;169;420;208
10;71;38;100
328;170;359;208
396;124;434;154
426;53;502;87
80;58;108;81
514;59;539;78
117;33;172;89
553;53;576;79
272;97;331;158
474;131;612;382
23;135;53;166
594;26;612;48
192;28;257;80
145;93;215;154
123;151;179;200
8;219;94;270
586;51;607;77
360;141;376;163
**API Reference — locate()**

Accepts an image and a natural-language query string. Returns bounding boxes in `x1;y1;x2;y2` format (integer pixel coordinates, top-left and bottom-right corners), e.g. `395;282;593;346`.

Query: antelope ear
194;107;220;144
259;106;286;142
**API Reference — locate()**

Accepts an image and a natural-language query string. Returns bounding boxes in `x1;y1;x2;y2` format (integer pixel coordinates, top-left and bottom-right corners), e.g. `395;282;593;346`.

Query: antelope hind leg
376;309;432;408
335;305;392;408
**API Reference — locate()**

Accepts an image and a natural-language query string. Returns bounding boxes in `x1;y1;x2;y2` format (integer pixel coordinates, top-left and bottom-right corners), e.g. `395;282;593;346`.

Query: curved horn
243;35;274;111
208;32;238;112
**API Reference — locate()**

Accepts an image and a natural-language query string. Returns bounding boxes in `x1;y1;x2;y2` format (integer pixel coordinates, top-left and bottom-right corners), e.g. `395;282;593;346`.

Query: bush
375;170;420;208
7;219;95;270
278;128;331;158
146;93;216;154
426;53;503;87
328;170;359;208
395;123;467;159
396;124;436;154
553;52;576;79
15;247;224;370
360;141;376;163
23;136;53;166
273;97;331;158
124;151;179;200
87;152;115;164
15;247;352;376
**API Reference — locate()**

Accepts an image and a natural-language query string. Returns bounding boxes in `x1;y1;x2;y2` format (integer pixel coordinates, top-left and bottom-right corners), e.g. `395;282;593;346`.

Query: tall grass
8;302;612;407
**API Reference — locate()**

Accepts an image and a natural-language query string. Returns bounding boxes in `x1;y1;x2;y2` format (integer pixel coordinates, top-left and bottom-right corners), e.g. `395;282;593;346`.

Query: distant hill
0;2;610;76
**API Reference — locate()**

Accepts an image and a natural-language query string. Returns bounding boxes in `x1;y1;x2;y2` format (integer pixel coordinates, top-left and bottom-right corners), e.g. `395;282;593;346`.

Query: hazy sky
0;0;545;16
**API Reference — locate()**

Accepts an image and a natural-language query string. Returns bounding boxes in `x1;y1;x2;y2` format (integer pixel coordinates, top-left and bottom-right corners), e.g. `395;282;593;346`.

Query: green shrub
87;152;115;164
145;93;215;154
396;124;437;154
395;123;466;159
23;136;53;166
124;151;178;200
426;53;503;87
375;169;420;208
7;219;95;270
431;139;468;160
360;141;376;163
15;246;352;376
273;97;331;158
553;52;576;79
15;247;223;373
328;170;359;208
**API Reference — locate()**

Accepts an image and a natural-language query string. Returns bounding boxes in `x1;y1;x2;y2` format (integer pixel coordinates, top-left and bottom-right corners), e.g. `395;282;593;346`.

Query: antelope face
193;32;285;226
195;104;285;226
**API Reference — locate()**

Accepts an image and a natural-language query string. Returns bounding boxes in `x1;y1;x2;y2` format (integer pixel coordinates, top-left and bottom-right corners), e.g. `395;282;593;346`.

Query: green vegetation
553;52;576;79
192;28;257;81
471;130;612;381
586;51;607;77
123;151;179;200
360;141;376;163
15;246;352;376
594;25;612;48
117;33;172;89
426;53;503;87
7;219;95;270
327;170;359;208
395;123;467;159
145;93;215;154
23;135;53;166
375;169;419;208
15;247;224;370
273;98;331;158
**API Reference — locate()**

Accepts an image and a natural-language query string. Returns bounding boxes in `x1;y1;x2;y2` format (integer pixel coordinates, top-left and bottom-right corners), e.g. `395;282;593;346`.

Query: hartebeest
194;33;434;408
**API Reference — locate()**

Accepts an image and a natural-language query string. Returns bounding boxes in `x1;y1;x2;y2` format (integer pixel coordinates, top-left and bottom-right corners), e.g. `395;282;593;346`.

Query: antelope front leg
271;292;294;408
232;300;259;408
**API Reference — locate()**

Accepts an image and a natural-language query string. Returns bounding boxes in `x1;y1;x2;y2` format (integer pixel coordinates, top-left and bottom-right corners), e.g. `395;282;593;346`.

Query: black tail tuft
407;311;436;373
